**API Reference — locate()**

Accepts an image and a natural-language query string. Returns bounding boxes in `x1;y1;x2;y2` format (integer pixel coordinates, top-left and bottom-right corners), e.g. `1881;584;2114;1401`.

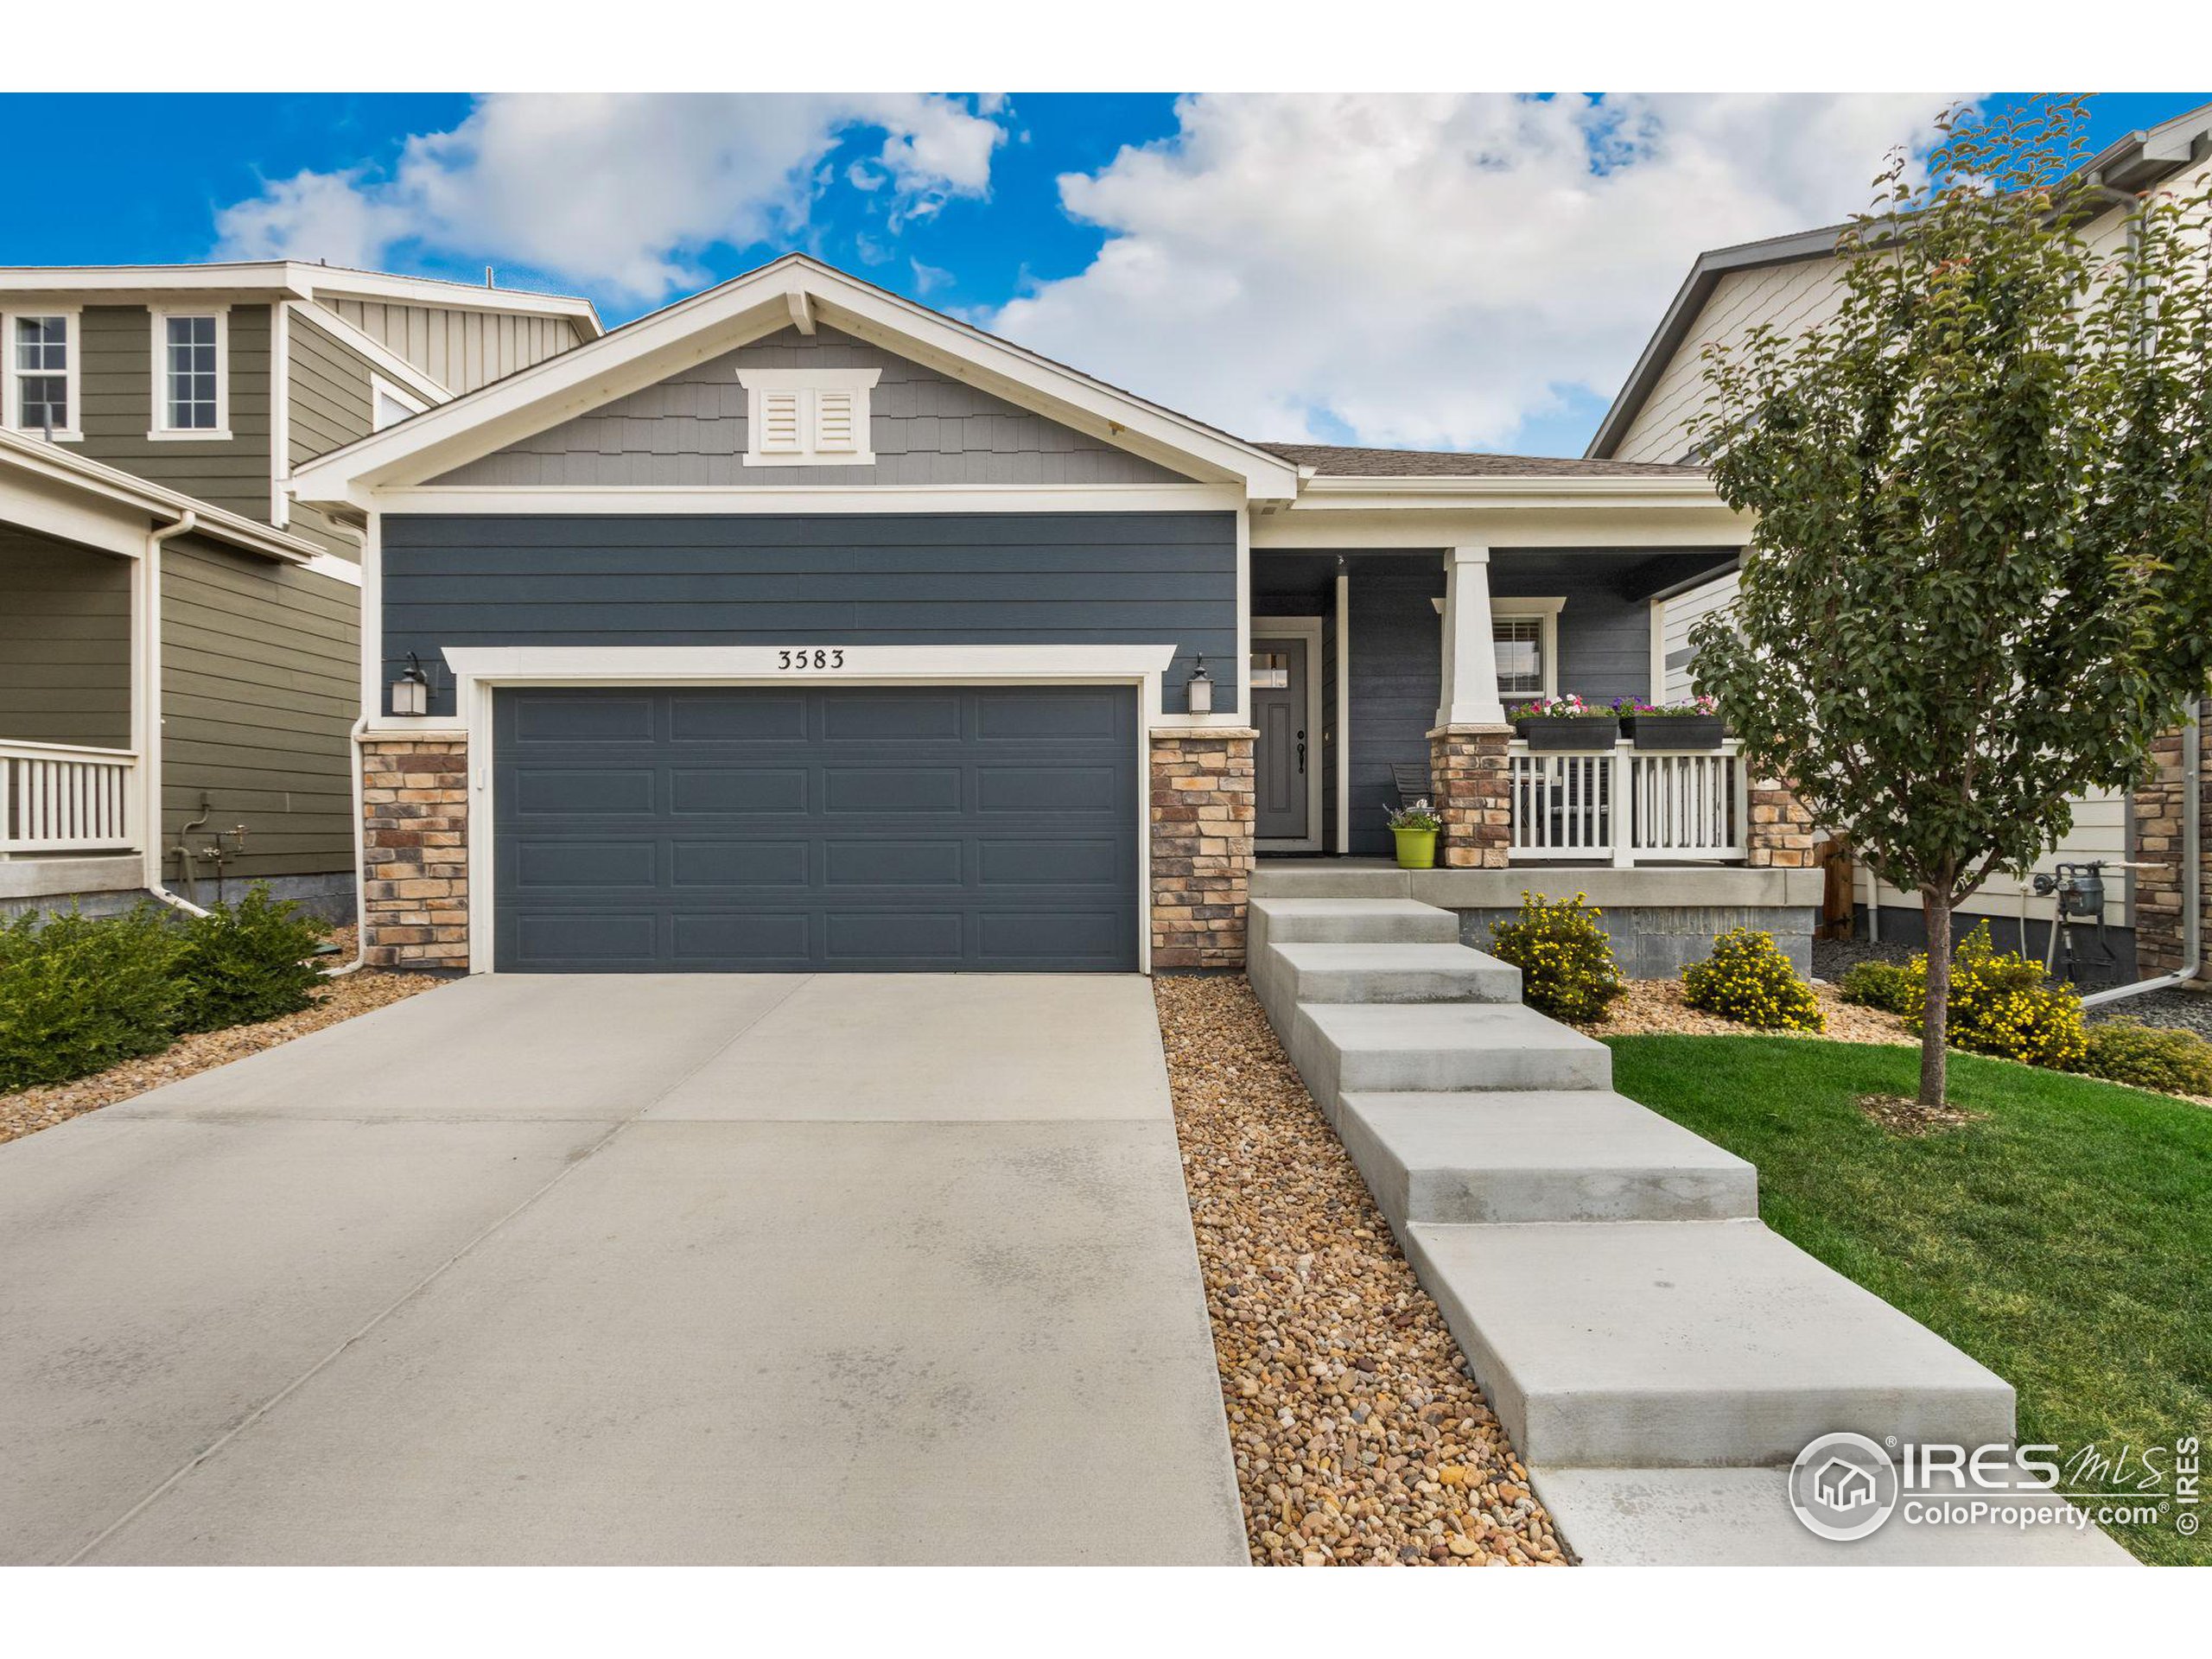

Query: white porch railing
1508;740;1745;865
0;741;140;855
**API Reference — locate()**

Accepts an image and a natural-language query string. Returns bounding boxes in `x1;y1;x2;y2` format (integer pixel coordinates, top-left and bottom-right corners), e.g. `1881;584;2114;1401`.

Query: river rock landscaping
1153;973;1570;1567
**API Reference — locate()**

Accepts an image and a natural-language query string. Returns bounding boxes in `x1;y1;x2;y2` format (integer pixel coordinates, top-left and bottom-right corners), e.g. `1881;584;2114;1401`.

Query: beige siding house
1588;104;2212;968
0;262;600;920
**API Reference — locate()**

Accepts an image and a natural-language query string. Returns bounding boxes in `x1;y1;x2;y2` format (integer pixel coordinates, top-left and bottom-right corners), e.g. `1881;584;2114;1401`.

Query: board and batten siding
315;298;582;395
381;512;1238;719
73;304;272;522
161;536;359;880
429;325;1191;489
0;529;133;749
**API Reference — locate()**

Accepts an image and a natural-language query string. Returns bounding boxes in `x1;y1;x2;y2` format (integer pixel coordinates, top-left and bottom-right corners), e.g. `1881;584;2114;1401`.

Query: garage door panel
494;685;1138;972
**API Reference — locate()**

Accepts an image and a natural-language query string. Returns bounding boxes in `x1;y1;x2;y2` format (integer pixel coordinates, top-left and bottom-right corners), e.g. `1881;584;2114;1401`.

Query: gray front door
493;684;1139;972
1252;637;1310;842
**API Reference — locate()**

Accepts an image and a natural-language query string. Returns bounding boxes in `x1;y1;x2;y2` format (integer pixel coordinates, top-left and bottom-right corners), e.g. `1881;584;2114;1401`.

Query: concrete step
1249;897;1459;947
1404;1218;2016;1468
1262;941;1521;1006
1338;1090;1758;1228
1250;865;1411;900
1285;1002;1612;1122
1532;1465;2139;1567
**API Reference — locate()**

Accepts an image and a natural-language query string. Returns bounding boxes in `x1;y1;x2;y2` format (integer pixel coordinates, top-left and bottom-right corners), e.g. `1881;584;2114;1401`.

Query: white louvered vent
737;367;879;467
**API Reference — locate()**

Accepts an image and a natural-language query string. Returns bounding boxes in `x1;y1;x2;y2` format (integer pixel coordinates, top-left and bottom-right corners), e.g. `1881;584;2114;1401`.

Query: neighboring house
291;252;1821;979
1586;101;2212;975
0;262;599;921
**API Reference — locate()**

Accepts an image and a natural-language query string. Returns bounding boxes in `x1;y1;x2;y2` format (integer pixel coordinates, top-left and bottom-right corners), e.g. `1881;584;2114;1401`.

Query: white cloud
988;94;1958;450
215;93;1006;302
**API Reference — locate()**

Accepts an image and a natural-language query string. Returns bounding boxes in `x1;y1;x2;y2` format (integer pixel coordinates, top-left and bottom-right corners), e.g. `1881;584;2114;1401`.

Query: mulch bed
0;931;442;1147
1856;1092;1987;1136
1153;973;1570;1567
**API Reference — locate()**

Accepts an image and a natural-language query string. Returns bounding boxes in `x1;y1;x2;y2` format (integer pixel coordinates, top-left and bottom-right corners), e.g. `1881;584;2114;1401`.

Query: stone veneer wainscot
2134;703;2212;979
1149;729;1256;969
360;734;470;969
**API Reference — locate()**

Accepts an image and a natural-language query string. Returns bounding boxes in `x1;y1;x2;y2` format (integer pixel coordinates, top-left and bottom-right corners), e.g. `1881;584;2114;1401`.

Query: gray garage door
492;684;1140;972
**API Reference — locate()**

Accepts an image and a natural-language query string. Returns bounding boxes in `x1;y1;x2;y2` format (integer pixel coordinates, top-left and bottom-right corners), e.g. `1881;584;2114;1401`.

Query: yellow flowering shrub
1945;923;2088;1070
1681;928;1825;1032
1487;891;1624;1026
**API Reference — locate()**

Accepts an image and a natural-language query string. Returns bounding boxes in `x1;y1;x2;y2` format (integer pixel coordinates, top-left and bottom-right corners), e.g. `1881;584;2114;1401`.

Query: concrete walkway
0;975;1245;1566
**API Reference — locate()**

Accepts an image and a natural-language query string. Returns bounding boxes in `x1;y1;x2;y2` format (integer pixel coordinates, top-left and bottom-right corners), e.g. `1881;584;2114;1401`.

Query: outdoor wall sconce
391;652;431;717
1186;657;1213;715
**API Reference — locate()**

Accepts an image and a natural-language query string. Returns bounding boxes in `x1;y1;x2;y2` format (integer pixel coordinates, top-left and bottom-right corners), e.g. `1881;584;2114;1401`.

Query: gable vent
814;389;859;454
758;389;804;454
738;366;880;467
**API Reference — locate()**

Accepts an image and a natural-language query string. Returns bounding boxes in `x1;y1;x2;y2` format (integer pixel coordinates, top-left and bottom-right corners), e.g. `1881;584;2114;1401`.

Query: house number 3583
776;649;844;670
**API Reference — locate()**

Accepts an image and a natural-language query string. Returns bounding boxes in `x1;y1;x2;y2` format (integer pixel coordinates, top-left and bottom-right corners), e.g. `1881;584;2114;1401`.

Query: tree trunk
1920;892;1952;1107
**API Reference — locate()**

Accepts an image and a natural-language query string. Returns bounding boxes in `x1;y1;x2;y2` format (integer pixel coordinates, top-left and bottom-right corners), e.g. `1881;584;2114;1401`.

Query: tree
1689;99;2212;1105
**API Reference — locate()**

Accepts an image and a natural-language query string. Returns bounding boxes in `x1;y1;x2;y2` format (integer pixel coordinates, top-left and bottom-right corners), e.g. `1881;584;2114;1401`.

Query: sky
3;92;2203;457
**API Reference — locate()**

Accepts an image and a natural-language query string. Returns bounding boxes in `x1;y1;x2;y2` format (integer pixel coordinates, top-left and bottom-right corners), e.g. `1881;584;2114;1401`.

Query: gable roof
1258;442;1702;480
290;254;1302;505
1586;98;2212;460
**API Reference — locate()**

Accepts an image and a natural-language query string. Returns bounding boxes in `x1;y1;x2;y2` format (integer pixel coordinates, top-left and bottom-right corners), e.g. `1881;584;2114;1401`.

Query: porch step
1338;1090;1757;1228
1260;941;1521;1006
1530;1465;2138;1566
1285;1002;1611;1122
1248;896;1459;946
1403;1218;2016;1468
1249;865;1412;900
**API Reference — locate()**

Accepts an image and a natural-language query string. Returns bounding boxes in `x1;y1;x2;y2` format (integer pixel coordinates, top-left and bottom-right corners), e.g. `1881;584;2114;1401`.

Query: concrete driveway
0;974;1246;1566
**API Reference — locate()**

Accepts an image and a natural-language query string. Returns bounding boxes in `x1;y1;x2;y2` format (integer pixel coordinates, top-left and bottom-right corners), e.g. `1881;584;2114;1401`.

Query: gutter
2082;699;2203;1007
142;512;209;920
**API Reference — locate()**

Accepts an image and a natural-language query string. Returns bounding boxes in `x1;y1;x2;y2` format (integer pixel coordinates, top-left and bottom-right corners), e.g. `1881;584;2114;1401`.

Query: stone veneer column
360;734;470;969
2133;705;2211;979
1149;728;1256;969
1427;724;1511;868
1744;775;1817;868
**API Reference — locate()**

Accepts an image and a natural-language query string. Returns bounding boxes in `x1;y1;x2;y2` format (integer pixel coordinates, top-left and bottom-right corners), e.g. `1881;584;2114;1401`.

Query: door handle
1297;729;1307;774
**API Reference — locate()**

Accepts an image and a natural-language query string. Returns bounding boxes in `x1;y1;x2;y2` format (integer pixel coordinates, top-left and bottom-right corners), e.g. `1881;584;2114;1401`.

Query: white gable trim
289;255;1302;508
364;483;1243;516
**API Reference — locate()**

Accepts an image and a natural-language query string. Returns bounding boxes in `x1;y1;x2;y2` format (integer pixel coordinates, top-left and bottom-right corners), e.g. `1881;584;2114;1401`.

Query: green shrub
1945;922;2088;1071
0;905;188;1090
1487;891;1624;1026
2082;1020;2212;1097
1682;928;1825;1032
1840;957;1925;1016
175;886;328;1033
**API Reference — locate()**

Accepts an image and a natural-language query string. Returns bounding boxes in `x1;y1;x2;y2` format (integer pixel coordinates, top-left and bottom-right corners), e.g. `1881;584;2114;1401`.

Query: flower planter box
1624;714;1726;750
1516;715;1620;752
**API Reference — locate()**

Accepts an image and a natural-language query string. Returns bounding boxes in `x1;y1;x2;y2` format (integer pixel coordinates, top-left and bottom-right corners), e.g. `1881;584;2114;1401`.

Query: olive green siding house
0;264;599;920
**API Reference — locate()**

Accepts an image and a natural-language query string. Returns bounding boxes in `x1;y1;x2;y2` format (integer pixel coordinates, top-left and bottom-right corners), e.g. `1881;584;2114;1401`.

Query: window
149;308;229;439
736;366;880;467
1493;599;1565;702
5;312;79;439
1249;650;1291;690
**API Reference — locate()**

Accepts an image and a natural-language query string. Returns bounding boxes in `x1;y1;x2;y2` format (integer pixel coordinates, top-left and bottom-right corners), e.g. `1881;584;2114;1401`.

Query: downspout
323;514;372;977
2082;699;2202;1006
143;512;209;919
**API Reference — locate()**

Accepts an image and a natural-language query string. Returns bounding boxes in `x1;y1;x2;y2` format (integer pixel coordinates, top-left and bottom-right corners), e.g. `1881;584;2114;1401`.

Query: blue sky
5;92;2203;455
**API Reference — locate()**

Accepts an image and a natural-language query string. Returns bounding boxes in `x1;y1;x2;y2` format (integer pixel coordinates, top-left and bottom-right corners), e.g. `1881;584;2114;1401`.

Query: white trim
370;374;431;431
362;483;1244;517
427;644;1178;977
300;551;364;588
736;366;880;467
0;263;601;333
1649;595;1668;700
293;302;454;407
0;425;321;564
359;512;384;719
2;306;83;442
1252;617;1325;853
1493;595;1565;705
1335;564;1351;855
1294;474;1721;504
1437;545;1508;728
145;305;232;442
269;300;290;525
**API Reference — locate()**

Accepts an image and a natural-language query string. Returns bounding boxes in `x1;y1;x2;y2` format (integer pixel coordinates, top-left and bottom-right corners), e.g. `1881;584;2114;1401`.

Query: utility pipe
321;516;373;976
2082;698;2202;1007
143;512;209;920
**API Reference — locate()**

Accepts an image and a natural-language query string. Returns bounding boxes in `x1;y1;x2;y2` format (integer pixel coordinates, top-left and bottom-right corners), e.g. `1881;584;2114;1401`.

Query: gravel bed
2084;987;2212;1035
1603;978;1914;1046
0;932;442;1147
1153;974;1569;1567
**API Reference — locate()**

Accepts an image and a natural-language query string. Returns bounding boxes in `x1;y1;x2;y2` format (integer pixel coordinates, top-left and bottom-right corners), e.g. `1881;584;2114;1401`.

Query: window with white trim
6;312;78;438
150;308;229;438
1493;598;1566;702
736;366;880;467
372;375;429;431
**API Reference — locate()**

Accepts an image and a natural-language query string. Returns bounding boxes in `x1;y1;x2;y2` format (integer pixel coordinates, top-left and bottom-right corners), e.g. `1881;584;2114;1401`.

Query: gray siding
320;298;582;394
1492;550;1656;708
431;326;1190;489
384;512;1237;718
1252;553;1340;849
1347;556;1446;855
75;304;272;522
161;536;359;882
0;529;133;748
285;314;379;563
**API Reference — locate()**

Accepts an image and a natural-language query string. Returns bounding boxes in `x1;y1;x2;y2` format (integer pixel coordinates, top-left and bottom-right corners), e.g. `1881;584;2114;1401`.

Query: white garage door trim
437;645;1180;975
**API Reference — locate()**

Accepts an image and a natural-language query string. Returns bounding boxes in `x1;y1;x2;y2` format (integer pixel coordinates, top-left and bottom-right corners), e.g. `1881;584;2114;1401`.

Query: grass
1605;1035;2212;1567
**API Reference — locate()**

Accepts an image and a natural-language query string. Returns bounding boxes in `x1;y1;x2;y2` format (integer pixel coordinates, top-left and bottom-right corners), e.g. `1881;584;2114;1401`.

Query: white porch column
1436;544;1506;728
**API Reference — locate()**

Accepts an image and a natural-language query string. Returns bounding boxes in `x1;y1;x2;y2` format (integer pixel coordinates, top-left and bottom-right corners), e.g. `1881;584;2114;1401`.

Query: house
0;262;599;921
289;251;1833;977
1586;99;2212;978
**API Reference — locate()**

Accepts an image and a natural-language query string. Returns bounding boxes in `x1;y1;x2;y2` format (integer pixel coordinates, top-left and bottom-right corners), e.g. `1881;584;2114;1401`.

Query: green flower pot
1393;827;1438;870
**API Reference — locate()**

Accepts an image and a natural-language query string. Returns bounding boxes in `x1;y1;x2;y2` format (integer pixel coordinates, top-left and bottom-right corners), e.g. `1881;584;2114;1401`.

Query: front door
1252;635;1311;843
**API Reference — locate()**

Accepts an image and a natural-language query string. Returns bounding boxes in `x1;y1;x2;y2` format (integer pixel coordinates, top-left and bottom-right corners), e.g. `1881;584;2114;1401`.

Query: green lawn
1605;1035;2212;1567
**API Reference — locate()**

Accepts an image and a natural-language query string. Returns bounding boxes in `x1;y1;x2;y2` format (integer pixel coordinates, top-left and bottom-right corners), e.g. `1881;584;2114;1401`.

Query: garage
490;683;1141;972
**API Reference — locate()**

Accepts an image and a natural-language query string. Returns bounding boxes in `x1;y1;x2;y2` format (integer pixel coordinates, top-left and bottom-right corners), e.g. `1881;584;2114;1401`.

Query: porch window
1492;600;1563;701
6;313;77;439
150;309;229;438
